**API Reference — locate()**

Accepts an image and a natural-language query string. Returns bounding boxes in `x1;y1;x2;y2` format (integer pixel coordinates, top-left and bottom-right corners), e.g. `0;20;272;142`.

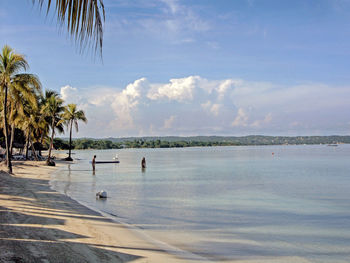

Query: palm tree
0;45;41;173
36;90;59;156
21;102;40;160
33;0;105;55
8;80;41;156
62;104;87;161
40;94;65;165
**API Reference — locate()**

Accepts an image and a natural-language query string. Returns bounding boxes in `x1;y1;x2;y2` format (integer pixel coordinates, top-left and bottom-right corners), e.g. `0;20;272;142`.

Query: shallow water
51;145;350;262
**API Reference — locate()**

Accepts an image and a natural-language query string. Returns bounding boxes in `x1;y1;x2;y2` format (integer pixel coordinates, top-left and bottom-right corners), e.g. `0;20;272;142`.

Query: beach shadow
0;238;141;263
0;171;144;262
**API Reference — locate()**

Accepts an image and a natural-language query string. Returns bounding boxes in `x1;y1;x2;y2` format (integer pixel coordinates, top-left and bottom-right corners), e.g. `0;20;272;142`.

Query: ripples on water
51;145;350;262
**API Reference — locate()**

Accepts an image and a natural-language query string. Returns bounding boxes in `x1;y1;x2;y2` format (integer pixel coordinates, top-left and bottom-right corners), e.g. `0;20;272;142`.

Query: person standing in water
92;155;96;171
141;157;146;168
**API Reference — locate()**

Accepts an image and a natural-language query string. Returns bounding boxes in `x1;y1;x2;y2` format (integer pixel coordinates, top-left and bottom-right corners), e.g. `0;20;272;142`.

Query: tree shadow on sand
0;171;166;263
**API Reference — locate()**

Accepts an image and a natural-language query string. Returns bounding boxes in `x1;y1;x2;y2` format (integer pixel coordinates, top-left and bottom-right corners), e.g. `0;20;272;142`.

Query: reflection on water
91;172;96;189
51;146;350;262
63;164;71;195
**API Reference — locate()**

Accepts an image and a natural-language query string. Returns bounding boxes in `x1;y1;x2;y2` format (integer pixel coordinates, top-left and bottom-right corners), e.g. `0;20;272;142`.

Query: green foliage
47;135;350;150
53;138;70;150
72;139;122;150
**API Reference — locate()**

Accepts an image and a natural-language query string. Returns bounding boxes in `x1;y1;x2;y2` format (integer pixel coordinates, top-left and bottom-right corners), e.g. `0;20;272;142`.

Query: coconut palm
36;90;59;156
62;103;87;161
0;45;41;173
8;80;41;156
33;0;105;55
40;93;65;165
21;102;40;160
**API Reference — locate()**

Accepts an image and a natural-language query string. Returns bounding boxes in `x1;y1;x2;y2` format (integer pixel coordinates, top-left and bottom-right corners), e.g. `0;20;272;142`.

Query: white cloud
163;115;176;129
107;0;210;44
201;100;211;110
251;113;272;128
148;76;200;101
232;108;249;127
160;0;210;33
59;76;350;137
161;0;180;14
60;85;79;103
109;78;148;130
217;79;235;100
201;101;221;116
210;104;221;116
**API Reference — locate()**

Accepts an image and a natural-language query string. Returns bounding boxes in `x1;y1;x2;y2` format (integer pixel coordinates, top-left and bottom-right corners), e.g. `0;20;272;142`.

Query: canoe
96;160;120;164
90;160;120;164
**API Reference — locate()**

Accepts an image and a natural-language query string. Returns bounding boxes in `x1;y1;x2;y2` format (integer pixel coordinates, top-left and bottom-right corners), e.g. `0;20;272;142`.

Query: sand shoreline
0;160;200;263
49;161;211;263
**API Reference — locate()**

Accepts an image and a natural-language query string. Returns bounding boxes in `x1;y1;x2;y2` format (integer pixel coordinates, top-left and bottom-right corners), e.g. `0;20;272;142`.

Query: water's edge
49;162;212;262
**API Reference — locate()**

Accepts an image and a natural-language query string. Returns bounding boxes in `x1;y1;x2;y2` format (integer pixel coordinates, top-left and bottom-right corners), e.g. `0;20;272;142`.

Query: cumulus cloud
60;85;79;103
232;108;249;127
201;100;211;110
163;115;176;129
59;76;350;137
109;78;148;130
148;76;200;101
201;101;221;116
217;79;235;100
251;113;272;128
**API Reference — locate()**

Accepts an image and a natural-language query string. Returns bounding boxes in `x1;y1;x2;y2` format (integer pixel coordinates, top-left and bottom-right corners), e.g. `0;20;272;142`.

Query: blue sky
1;0;350;137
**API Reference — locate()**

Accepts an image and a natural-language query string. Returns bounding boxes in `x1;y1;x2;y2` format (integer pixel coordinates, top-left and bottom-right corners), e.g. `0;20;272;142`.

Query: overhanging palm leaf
33;0;105;55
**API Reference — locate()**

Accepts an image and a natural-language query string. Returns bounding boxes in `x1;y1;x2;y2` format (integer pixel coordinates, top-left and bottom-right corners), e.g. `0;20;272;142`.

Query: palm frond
33;0;105;56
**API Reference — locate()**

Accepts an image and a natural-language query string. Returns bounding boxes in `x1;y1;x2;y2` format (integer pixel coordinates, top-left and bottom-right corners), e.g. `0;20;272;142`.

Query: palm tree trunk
68;120;73;159
3;84;12;174
39;132;44;156
30;137;38;161
24;139;28;159
25;129;30;160
47;118;55;161
9;123;15;156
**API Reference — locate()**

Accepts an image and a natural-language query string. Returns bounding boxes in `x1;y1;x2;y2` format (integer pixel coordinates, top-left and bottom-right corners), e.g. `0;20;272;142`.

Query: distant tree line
49;135;350;150
51;138;239;150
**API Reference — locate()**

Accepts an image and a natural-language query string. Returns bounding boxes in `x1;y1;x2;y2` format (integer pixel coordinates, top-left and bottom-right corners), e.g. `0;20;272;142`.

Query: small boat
327;144;338;147
90;160;120;164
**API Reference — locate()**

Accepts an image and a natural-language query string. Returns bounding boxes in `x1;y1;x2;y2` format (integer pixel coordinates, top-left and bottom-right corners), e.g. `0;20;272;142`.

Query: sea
50;145;350;262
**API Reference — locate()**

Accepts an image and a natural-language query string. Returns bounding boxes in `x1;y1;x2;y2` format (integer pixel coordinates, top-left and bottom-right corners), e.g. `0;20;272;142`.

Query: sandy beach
0;160;203;263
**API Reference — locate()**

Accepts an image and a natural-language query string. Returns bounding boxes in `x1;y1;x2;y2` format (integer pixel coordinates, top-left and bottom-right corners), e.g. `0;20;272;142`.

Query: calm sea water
50;145;350;262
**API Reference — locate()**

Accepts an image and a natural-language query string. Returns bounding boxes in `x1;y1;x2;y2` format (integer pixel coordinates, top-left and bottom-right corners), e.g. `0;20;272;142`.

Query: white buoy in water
96;190;107;198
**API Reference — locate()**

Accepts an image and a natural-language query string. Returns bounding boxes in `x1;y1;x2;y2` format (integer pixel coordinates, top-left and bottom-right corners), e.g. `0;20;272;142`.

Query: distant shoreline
53;135;350;150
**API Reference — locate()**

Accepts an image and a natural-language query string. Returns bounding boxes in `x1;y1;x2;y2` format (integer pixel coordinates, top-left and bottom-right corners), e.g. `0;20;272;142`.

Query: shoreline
49;160;212;262
0;160;201;263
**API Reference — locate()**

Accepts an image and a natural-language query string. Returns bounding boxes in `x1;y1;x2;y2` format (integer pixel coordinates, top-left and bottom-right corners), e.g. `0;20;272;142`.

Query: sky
1;0;350;137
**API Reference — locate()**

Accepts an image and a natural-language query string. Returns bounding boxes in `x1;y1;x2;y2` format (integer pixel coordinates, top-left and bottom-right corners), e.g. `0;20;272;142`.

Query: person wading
92;155;96;171
141;157;146;169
